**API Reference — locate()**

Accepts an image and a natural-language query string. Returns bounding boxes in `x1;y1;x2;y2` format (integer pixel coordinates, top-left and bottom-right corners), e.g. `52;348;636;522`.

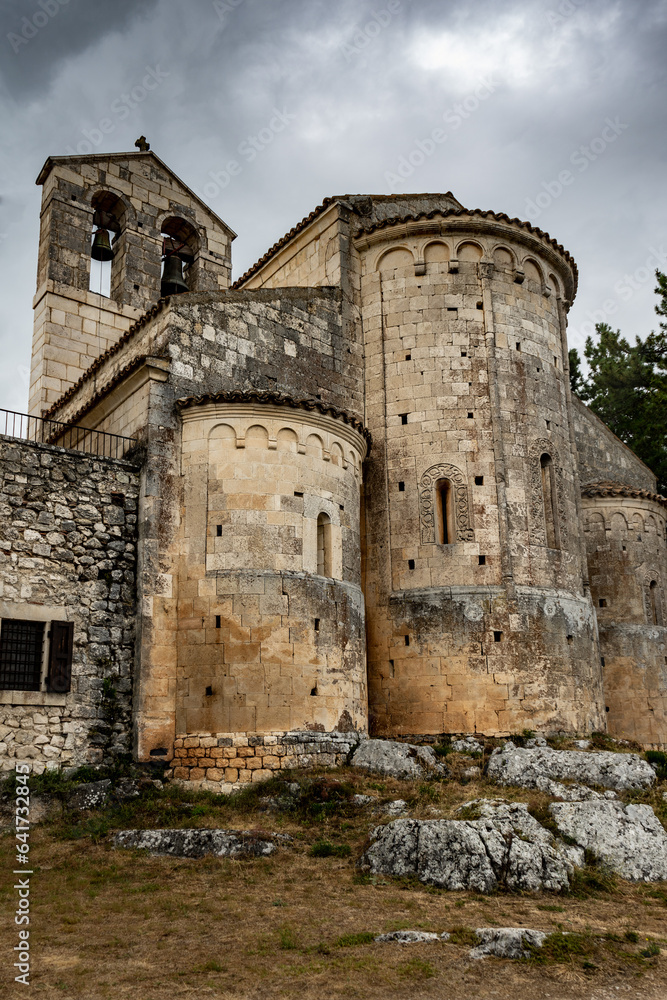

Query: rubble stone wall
0;437;140;771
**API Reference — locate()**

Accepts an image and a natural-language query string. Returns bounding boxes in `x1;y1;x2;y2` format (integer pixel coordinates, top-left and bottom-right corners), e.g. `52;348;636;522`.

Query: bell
161;253;189;296
91;228;114;262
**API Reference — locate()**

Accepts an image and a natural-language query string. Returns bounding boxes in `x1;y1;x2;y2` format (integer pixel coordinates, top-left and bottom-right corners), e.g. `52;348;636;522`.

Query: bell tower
30;146;235;415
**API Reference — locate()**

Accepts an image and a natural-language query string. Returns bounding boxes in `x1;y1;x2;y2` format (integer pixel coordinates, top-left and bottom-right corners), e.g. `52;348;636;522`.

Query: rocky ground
0;731;666;999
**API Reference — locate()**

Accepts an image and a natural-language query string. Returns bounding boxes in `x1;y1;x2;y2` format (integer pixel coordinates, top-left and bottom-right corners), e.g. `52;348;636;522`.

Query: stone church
0;147;665;781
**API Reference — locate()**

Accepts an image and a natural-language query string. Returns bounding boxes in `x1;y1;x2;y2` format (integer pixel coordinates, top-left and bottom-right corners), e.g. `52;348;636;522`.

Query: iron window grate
0;619;44;690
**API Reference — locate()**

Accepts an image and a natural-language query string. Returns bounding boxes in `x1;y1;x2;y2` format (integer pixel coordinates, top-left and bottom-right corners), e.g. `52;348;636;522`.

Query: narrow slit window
540;453;559;549
216;524;222;536
400;413;408;425
317;513;332;576
435;478;454;545
649;581;661;625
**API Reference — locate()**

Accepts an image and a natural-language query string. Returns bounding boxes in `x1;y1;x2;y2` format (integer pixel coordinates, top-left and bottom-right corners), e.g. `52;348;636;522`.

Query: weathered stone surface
452;736;483;754
113;828;280;858
487;743;655;791
68;779;111;811
360;800;573;892
470;927;547;960
375;931;450;943
550;800;667;881
351;739;446;780
382;799;409;816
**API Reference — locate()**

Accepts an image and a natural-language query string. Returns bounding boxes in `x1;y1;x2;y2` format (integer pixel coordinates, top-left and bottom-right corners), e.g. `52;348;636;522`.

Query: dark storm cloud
0;0;666;410
0;0;161;97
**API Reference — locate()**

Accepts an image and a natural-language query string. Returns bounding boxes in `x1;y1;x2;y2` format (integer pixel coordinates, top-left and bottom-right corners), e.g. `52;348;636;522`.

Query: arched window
161;217;199;296
435;478;454;545
540;453;560;549
649;581;662;626
317;513;332;576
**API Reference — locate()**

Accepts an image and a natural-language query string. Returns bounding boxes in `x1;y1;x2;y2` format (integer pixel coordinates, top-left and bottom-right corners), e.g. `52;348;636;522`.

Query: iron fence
0;408;138;462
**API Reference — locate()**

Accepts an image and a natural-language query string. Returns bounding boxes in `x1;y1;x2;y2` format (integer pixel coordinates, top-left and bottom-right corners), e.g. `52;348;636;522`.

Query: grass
1;762;666;999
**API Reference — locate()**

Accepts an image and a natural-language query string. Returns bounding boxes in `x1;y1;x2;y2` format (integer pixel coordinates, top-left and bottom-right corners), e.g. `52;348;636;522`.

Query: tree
568;271;667;494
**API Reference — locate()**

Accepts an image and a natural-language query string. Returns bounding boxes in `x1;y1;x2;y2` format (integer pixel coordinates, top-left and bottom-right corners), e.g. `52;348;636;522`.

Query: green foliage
569;862;617;898
335;931;376;947
309;840;351;858
447;925;478;947
528;931;595;963
646;750;667;780
640;941;661;958
397;957;435;980
278;925;298;950
568;272;667;493
625;930;639;943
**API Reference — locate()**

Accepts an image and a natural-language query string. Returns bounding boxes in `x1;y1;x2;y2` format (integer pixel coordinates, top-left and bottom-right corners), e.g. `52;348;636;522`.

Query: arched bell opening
89;190;126;298
160;216;199;298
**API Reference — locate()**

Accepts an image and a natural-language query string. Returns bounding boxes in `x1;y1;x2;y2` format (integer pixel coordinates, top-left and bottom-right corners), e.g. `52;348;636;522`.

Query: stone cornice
581;480;667;510
352;208;578;301
176;390;372;452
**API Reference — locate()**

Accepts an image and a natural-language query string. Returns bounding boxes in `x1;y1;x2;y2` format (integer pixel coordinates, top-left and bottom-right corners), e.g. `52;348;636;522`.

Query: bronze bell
91;228;114;262
161;253;189;296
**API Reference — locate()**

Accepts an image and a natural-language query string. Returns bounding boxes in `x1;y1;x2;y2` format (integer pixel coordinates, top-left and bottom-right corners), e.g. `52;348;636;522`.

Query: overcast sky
0;0;666;413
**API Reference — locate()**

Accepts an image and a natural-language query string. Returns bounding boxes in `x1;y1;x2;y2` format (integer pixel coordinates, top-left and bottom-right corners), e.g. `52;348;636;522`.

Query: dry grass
1;764;666;1000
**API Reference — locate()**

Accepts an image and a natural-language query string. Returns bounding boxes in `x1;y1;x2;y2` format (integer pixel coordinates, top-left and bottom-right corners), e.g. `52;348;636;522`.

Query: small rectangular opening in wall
149;748;168;757
205;685;213;697
339;504;344;511
216;524;222;536
294;491;304;497
567;634;573;644
447;307;458;313
546;420;551;430
493;630;502;642
554;356;558;366
601;657;606;667
398;481;405;492
478;555;486;565
314;618;320;631
215;615;221;628
404;635;410;646
461;351;467;357
468;412;474;419
599;598;607;608
516;342;521;351
475;476;484;486
405;354;411;360
408;559;415;570
310;687;317;696
400;413;408;425
389;659;394;677
476;301;483;310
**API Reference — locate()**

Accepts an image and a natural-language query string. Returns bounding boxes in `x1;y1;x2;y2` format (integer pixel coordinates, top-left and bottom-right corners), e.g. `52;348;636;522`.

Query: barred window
0;619;45;691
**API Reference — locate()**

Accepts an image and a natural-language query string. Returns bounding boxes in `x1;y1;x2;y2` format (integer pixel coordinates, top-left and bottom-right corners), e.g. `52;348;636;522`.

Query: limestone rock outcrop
470;927;547;959
350;739;446;781
113;828;280;858
550;800;667;881
359;801;573;892
487;743;655;791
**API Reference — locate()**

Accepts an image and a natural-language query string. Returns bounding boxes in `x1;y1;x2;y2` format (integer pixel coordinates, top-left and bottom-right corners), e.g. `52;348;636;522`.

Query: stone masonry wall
167;730;361;792
0;437;140;772
573;396;657;491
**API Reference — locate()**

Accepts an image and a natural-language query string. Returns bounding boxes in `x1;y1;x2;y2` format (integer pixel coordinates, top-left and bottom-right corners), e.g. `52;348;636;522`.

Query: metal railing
0;409;138;462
